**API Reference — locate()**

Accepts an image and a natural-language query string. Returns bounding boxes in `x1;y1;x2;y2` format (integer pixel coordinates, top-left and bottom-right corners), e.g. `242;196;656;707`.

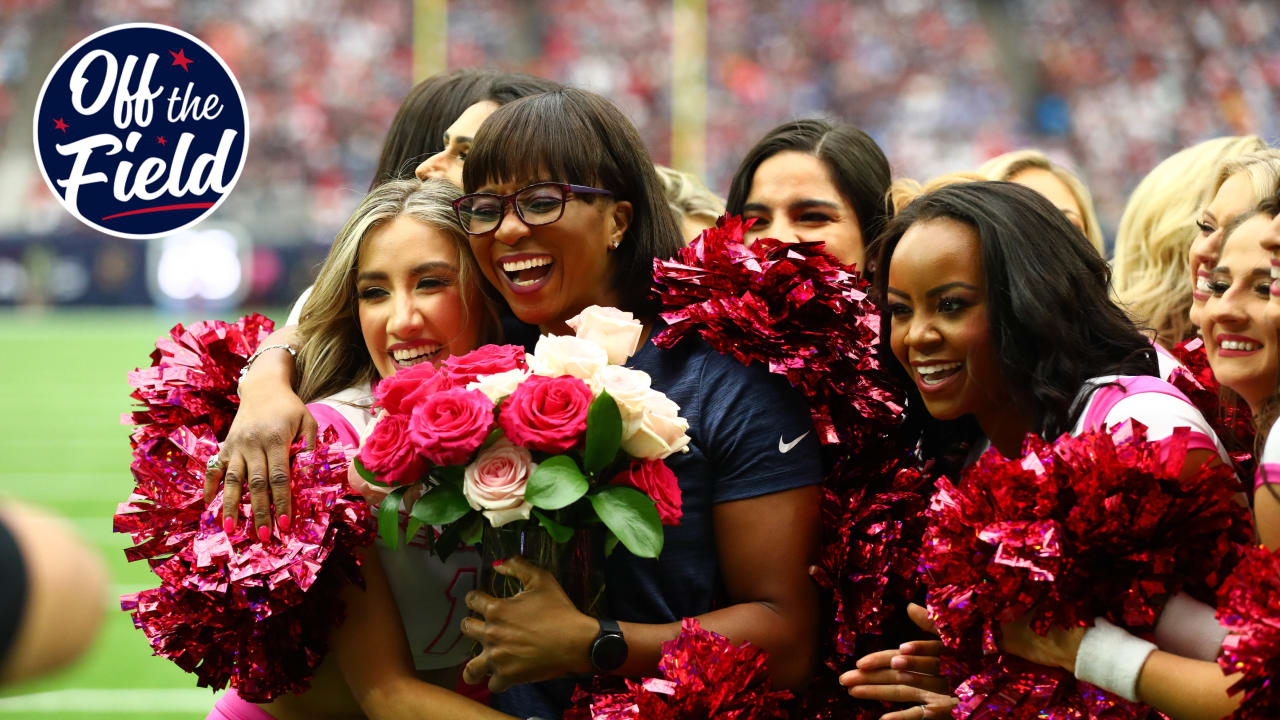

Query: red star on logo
53;117;69;132
157;136;167;146
170;48;194;71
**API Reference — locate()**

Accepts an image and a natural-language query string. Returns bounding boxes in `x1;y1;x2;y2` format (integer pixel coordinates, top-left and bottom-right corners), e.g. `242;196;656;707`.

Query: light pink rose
594;364;652;439
566;305;644;364
528;334;608;385
466;368;532;403
462;438;536;527
621;391;692;460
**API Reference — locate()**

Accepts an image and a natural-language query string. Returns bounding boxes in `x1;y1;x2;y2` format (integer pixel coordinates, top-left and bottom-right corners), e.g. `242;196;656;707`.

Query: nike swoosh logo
778;431;810;454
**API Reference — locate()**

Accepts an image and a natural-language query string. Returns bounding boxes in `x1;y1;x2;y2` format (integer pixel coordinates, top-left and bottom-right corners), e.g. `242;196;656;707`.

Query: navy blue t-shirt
496;335;823;718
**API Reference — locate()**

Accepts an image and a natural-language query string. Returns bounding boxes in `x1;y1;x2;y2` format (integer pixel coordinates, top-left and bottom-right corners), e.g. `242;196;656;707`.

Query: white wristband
1153;591;1228;662
1074;617;1156;702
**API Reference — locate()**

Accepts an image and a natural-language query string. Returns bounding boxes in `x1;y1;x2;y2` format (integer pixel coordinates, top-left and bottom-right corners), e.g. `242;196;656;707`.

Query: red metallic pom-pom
653;218;931;718
922;424;1251;719
567;618;792;719
116;317;375;701
1217;544;1280;719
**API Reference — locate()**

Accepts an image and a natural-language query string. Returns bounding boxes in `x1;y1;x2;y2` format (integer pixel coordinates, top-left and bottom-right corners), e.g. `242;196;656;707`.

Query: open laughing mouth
390;343;441;369
913;361;963;392
498;254;555;294
1215;335;1262;358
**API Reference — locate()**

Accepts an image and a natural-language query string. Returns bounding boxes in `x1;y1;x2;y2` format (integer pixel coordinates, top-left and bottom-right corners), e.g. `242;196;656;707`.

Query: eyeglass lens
459;184;566;234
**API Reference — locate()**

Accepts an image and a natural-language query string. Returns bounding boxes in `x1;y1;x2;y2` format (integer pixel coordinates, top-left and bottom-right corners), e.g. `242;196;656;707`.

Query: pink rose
498;374;593;453
443;344;527;387
611;459;682;526
374;362;454;415
409;388;496;466
566;305;644;364
463;438;536;527
356;413;429;487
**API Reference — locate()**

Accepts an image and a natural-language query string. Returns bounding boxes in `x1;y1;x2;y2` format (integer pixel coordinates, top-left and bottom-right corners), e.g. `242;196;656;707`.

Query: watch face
592;632;628;671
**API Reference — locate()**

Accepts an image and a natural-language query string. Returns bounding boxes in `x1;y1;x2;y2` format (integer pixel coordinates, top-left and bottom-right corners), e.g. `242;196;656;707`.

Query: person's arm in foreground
461;484;822;692
203;325;316;539
0;502;106;685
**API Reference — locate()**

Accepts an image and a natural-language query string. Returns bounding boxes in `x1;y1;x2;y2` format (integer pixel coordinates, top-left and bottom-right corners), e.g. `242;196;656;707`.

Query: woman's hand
839;603;957;719
203;329;313;541
460;557;599;693
998;614;1084;674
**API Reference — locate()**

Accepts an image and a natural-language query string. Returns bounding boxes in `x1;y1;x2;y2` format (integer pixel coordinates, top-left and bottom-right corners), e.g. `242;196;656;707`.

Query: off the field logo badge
33;23;249;239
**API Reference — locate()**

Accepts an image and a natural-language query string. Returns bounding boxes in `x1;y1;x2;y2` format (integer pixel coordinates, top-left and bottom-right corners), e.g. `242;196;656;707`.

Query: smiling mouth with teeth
917;361;963;385
500;256;554;286
1218;340;1261;352
391;344;441;367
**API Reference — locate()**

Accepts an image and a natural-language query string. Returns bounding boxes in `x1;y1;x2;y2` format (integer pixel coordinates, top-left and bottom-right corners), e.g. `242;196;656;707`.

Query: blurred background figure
655;165;725;242
977;149;1105;255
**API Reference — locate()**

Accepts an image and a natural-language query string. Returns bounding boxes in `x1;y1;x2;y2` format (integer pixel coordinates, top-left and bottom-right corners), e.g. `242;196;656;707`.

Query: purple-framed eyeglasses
452;181;614;236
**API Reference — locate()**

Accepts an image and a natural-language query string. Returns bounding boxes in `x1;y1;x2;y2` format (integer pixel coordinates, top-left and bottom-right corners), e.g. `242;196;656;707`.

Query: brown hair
462;88;683;319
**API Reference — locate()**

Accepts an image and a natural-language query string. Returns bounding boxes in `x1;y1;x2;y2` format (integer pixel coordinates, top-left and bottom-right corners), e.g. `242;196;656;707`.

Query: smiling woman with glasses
454;87;824;720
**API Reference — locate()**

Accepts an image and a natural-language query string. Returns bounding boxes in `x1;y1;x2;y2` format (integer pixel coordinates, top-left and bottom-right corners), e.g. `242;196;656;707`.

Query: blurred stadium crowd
0;0;1277;307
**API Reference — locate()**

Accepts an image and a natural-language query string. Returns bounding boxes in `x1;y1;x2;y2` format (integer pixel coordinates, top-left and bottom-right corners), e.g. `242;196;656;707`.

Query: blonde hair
295;178;498;403
1112;135;1267;348
887;172;986;217
655;165;725;226
977;149;1104;255
1208;148;1280;206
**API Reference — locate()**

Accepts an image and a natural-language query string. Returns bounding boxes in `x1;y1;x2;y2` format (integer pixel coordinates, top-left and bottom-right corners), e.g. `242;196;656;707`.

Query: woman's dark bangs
464;94;605;191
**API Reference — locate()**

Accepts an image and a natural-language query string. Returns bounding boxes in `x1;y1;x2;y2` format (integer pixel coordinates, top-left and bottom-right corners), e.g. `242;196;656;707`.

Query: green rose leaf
584;391;623;475
604;531;620;558
354;455;390;488
479;427;505;452
458;513;484;547
532;508;574;544
435;464;466;488
411;482;472;526
526;455;589;510
377;486;409;550
588;486;663;558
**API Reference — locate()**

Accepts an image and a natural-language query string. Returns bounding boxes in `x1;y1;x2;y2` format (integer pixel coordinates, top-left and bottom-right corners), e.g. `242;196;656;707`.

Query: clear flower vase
478;522;605;617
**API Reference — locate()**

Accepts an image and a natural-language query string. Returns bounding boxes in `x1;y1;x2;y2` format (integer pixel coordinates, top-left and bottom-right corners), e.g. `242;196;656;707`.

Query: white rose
462;438;536;527
466;368;532;403
566;305;644;364
594;364;653;439
620;390;692;460
528;334;609;383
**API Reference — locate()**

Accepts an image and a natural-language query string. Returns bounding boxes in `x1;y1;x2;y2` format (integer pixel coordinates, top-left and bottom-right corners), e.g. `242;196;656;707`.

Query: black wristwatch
589;618;628;672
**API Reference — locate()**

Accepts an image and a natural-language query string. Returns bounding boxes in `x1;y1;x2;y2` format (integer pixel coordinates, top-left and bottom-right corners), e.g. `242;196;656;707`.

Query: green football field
0;309;285;719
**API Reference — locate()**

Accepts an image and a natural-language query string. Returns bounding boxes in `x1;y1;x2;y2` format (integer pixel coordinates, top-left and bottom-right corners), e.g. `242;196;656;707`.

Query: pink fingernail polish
258;525;271;543
223;517;236;535
276;514;291;533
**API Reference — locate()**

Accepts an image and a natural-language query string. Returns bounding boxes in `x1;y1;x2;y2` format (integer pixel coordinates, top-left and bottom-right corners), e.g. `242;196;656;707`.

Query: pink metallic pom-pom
117;316;375;701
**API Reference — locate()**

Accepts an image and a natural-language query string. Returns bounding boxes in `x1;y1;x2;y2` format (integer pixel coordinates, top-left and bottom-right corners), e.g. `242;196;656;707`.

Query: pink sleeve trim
307;402;360;448
1081;376;1194;432
1256;463;1280;490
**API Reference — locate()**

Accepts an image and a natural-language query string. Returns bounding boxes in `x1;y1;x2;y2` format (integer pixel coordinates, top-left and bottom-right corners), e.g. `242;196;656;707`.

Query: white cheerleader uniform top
309;385;480;672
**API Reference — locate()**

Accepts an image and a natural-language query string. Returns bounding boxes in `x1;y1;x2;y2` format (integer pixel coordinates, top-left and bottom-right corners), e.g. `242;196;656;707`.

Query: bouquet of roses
354;305;689;573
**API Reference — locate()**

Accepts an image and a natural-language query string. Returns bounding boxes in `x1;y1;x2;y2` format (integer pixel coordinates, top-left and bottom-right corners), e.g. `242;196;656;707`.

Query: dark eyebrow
886;287;909;299
356;261;456;283
927;281;978;297
741;202;769;214
442;132;473;146
789;199;841;211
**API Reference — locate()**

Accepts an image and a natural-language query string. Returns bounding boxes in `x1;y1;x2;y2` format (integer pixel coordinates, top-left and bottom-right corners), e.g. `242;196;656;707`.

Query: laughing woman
843;181;1235;719
209;178;514;720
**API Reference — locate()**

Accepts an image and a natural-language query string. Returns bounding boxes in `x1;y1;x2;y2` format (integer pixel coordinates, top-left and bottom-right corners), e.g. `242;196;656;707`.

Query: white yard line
0;688;221;713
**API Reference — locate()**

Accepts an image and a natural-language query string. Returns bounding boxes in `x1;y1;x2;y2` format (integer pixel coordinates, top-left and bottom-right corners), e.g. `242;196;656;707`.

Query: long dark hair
726;118;891;264
874;181;1158;456
371;70;560;189
462;88;683;319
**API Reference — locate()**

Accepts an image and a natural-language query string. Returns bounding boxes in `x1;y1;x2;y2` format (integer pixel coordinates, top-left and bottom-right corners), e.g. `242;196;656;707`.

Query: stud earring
609;239;621;250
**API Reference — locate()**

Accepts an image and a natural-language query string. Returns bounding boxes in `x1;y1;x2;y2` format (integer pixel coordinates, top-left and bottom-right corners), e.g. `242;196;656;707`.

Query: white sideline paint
0;688;221;713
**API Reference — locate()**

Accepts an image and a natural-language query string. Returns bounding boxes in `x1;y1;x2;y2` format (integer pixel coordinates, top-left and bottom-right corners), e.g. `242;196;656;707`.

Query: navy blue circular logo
33;24;249;239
